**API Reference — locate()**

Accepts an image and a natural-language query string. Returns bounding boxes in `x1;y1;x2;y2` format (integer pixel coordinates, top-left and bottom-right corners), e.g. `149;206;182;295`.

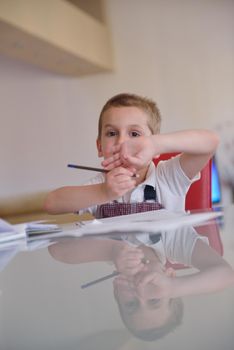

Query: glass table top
0;206;234;350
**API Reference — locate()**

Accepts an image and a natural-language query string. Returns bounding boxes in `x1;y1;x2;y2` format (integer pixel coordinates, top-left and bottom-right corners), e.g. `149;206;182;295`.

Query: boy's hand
101;151;123;171
102;166;137;200
120;136;160;169
112;243;145;276
134;267;175;299
102;136;160;171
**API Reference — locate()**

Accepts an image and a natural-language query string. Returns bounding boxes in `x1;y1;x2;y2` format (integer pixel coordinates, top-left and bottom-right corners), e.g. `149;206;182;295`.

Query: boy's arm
170;239;234;297
44;184;109;214
135;239;234;299
160;129;219;179
103;129;219;180
44;166;136;214
48;238;124;264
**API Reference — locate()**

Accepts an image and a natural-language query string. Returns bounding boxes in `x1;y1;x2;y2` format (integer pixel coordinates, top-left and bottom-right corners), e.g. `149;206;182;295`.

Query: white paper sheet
72;210;223;236
49;210;221;239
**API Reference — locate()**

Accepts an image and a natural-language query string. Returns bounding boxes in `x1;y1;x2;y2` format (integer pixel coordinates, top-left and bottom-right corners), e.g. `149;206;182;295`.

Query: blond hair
98;93;162;139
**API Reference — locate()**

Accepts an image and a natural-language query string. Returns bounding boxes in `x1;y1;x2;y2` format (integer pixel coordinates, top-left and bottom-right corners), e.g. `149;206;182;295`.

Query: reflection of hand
112;243;145;276
134;268;175;299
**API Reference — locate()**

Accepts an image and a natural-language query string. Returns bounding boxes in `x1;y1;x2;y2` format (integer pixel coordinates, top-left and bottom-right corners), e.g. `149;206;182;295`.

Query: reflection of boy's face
113;275;171;331
96;106;152;159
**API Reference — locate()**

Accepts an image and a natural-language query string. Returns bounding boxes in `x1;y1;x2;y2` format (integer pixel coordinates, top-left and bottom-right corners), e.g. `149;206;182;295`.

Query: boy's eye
124;299;139;313
147;298;161;307
130;131;141;137
106;130;117;137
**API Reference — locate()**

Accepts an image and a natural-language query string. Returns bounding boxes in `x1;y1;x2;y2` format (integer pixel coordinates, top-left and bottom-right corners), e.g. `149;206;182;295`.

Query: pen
67;164;138;177
81;270;119;289
67;164;108;173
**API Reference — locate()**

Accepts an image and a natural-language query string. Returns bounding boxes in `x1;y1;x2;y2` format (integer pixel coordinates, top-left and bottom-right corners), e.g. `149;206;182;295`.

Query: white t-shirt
155;227;208;266
79;155;200;216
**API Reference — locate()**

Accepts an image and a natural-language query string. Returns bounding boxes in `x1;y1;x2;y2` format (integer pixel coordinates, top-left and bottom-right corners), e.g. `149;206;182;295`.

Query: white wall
0;0;233;198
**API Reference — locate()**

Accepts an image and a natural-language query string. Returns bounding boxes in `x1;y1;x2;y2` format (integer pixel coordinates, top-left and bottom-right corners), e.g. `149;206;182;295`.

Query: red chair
153;153;212;210
153;153;223;266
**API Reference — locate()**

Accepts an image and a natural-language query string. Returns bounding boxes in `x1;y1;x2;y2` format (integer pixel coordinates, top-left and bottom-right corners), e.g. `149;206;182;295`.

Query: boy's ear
96;139;103;157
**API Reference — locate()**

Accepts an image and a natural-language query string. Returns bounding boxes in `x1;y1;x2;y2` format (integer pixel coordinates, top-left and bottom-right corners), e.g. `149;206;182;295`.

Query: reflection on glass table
48;222;234;342
0;207;234;350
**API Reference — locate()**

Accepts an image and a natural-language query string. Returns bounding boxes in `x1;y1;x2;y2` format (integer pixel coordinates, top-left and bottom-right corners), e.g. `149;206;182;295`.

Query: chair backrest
153;153;212;210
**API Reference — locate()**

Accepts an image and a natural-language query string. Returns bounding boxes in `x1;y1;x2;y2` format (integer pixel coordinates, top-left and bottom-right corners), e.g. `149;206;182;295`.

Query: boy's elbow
210;131;220;153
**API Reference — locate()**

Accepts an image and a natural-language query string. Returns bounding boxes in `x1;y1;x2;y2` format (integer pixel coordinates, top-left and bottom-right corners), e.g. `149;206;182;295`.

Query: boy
44;93;219;216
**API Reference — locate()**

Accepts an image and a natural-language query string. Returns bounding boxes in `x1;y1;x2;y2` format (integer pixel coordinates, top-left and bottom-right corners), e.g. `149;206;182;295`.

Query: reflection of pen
81;270;119;289
81;257;149;289
68;164;138;177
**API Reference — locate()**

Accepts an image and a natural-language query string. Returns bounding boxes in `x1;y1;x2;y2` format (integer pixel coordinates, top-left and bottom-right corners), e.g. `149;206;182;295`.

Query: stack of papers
0;219;25;244
0;219;62;244
26;223;62;236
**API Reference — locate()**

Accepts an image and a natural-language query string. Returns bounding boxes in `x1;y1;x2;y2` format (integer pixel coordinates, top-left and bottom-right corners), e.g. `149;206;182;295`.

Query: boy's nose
117;134;127;145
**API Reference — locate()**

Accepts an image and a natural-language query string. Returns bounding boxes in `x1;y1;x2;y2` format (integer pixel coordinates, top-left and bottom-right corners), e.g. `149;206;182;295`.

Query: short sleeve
155;155;200;211
161;226;209;266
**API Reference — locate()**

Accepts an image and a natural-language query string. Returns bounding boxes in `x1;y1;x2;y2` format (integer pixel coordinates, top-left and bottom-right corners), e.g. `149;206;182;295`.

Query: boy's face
96;106;152;158
113;275;171;330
